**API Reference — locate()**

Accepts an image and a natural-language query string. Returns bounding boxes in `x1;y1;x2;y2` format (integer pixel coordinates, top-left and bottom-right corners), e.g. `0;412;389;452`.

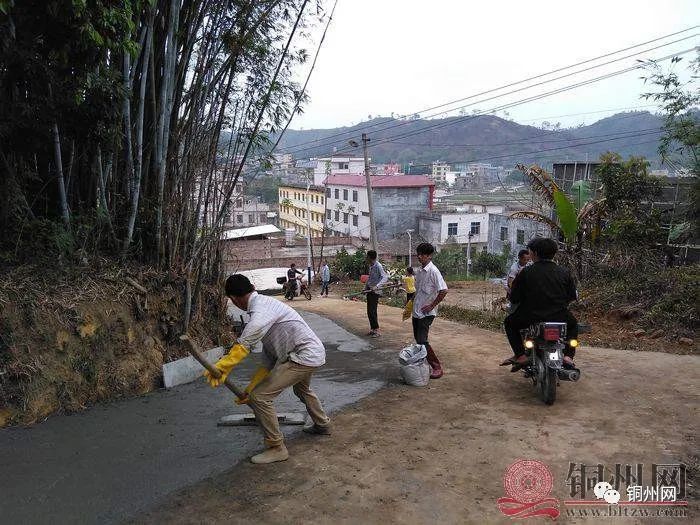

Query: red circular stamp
503;459;554;503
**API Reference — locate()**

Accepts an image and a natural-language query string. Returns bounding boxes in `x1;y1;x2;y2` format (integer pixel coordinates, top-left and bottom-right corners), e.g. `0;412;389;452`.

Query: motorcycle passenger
502;237;578;372
287;263;303;296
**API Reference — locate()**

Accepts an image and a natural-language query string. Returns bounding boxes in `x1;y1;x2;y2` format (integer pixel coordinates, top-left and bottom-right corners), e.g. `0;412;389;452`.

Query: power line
365;46;697;152
387;126;662;148
279;27;698;155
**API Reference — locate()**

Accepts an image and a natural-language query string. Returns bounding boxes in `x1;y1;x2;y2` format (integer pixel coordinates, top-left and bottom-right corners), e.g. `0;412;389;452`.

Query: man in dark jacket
502;237;578;371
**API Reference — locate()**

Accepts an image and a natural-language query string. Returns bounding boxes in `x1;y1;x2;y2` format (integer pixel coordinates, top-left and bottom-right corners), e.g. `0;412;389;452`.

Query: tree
0;0;323;275
641;54;699;241
596;153;664;247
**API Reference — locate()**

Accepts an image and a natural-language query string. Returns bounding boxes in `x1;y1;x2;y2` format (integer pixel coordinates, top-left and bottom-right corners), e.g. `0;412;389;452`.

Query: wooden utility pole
361;133;378;251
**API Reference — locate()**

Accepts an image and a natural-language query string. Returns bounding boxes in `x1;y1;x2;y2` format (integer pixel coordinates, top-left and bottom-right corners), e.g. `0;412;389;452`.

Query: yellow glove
402;299;413;321
203;343;249;387
235;367;270;405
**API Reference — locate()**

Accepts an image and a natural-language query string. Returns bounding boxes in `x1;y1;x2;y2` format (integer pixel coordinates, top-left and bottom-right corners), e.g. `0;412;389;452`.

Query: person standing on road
320;260;331;297
413;243;448;379
364;249;388;337
205;274;331;464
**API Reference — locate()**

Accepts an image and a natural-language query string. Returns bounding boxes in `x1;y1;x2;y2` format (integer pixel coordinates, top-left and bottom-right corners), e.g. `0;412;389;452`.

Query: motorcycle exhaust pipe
557;368;581;382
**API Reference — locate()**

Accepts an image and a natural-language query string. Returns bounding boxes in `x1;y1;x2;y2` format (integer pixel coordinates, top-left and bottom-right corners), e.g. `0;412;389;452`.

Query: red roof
324;174;434;188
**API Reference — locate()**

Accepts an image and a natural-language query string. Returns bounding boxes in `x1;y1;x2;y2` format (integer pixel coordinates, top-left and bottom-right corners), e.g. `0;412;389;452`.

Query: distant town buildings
278;183;326;237
418;206;544;255
323;175;434;240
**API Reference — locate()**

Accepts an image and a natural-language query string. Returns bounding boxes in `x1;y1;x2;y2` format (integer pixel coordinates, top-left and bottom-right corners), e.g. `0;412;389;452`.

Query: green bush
332;246;367;279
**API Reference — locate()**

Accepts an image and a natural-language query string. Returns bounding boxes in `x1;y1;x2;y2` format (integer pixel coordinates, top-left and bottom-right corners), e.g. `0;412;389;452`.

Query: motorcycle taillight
543;327;561;341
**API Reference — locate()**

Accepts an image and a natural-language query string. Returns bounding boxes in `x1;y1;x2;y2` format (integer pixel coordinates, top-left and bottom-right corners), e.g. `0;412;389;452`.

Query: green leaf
570;180;591;212
553;189;578;243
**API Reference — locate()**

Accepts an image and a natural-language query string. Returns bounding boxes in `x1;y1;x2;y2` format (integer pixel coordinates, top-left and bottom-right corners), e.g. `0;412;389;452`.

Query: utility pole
362;133;378;251
305;171;313;286
406;229;414;267
466;232;473;277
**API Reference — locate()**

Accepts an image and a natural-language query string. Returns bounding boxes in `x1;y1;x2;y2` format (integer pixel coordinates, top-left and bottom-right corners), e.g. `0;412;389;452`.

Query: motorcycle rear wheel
539;362;557;405
304;288;312;300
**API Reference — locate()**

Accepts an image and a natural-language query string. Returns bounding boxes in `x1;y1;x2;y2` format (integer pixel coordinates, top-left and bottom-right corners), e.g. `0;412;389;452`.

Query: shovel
179;334;304;426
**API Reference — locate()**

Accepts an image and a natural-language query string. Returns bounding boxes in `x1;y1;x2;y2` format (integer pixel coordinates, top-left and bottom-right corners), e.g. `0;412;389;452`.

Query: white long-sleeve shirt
412;261;448;319
237;292;326;368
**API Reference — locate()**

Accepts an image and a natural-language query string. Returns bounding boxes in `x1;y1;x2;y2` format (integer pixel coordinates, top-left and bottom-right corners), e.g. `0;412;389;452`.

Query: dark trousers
321;281;329;296
366;292;380;330
405;292;415;306
412;315;441;369
504;309;578;358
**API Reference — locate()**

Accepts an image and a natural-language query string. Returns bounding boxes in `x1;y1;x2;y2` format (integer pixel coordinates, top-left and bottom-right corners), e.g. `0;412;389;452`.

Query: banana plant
510;164;605;244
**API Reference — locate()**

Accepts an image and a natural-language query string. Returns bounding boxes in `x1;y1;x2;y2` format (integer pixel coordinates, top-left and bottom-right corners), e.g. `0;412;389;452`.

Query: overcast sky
290;0;698;130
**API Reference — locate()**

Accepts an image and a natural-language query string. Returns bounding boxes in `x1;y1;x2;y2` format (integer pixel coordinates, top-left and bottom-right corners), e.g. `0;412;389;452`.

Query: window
517;229;525;245
326;210;331;220
334;188;339;199
343;213;348;224
343;189;348;200
235;199;242;208
447;223;458;236
334;210;340;221
352;215;358;226
326;187;331;197
321;196;324;205
362;211;369;217
236;214;243;223
338;162;349;170
352;190;358;202
470;222;480;235
500;226;508;241
248;214;254;223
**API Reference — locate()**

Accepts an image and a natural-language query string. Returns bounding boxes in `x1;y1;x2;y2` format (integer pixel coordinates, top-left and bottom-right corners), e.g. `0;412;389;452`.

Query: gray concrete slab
0;311;394;525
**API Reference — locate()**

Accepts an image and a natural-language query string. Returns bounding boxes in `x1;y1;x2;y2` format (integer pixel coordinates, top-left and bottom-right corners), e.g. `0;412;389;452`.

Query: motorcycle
519;322;582;405
280;275;312;301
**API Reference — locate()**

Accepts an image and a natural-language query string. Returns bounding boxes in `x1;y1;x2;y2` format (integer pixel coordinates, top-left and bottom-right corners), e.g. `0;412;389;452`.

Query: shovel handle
179;335;247;400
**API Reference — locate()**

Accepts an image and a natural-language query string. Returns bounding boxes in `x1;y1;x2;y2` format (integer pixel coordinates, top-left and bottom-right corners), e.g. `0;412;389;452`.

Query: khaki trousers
248;360;330;447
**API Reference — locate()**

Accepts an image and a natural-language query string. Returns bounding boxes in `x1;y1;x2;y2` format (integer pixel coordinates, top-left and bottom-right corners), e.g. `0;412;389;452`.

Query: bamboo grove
0;0;323;275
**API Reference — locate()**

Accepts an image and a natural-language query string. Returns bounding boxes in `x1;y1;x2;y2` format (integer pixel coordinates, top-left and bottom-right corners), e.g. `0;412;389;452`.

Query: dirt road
136;297;698;524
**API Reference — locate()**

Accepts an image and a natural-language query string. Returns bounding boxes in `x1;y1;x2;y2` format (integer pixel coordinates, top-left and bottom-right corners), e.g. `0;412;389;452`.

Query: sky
290;0;699;131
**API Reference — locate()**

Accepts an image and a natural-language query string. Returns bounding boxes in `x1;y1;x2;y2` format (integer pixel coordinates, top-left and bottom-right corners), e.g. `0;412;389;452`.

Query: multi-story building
302;156;367;185
278;183;327;237
224;195;276;229
418;208;544;254
324;175;434;241
431;161;450;185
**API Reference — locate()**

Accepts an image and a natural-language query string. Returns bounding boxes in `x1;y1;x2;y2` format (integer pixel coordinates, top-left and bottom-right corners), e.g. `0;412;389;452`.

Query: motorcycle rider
286;263;304;297
501;237;578;372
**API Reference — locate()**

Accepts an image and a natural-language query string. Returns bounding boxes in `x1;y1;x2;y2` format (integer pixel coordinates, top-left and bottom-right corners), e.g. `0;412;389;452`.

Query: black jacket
510;260;577;320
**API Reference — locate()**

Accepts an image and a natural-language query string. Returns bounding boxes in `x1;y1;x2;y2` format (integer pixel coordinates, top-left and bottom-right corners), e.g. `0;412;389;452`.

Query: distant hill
275;111;666;168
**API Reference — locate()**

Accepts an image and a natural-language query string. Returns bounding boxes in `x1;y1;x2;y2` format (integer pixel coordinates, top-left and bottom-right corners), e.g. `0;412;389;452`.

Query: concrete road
0;312;393;525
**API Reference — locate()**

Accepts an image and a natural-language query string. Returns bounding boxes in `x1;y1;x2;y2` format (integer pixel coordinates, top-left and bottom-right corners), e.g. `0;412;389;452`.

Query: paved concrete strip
162;346;224;388
0;310;390;525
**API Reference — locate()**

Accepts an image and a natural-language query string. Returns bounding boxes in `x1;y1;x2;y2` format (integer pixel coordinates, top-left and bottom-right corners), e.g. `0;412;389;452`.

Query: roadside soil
333;279;697;354
136;294;699;524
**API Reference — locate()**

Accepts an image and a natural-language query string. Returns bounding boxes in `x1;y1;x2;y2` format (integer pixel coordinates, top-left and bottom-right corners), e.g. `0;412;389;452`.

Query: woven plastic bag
398;344;427;365
398;344;430;386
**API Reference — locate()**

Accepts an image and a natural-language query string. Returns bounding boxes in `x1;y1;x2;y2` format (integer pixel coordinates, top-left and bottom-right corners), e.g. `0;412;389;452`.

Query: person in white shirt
204;274;330;464
412;243;449;379
506;249;531;296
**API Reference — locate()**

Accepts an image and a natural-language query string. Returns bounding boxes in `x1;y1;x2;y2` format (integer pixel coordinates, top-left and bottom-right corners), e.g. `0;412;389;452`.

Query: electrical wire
279;27;698;154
